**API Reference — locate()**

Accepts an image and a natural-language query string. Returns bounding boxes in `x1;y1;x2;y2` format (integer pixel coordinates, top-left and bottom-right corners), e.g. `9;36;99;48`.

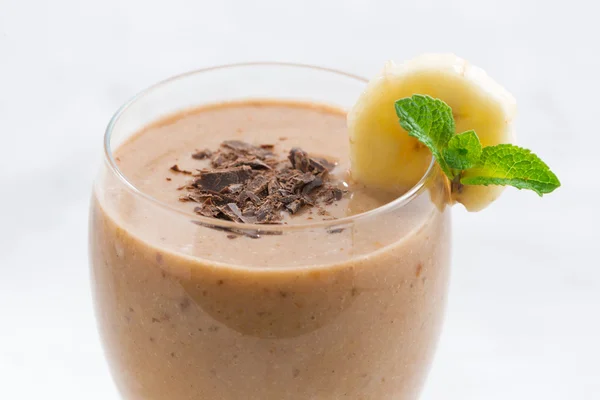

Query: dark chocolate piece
247;175;269;195
211;152;237;168
194;166;252;192
301;176;323;195
288;148;311;172
256;201;278;223
286;199;304;214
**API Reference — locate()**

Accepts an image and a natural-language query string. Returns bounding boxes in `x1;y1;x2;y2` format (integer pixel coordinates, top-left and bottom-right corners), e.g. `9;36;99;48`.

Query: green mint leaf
395;94;454;178
443;130;482;170
461;144;561;195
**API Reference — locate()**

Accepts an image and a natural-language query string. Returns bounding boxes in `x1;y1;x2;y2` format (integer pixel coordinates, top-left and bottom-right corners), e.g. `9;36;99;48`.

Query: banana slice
348;53;517;211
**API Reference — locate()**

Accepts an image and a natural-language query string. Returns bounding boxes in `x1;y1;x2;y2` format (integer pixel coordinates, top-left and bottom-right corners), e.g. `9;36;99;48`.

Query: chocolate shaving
178;140;346;229
256;201;280;223
267;179;280;195
286;199;304;214
194;203;220;218
231;158;271;170
227;202;258;224
279;194;299;204
238;190;261;204
211;153;233;168
301;176;323;195
247;175;269;194
301;195;315;206
311;157;337;172
192;149;213;160
288;148;311;172
221;183;244;194
219;203;244;222
222;140;257;153
222;140;273;159
170;164;192;174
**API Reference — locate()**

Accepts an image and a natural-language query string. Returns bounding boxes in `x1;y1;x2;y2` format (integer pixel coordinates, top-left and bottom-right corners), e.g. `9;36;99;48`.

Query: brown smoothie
90;100;451;399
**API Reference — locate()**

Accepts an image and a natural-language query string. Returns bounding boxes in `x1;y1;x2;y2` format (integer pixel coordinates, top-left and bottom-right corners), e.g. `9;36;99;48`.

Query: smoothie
90;100;451;399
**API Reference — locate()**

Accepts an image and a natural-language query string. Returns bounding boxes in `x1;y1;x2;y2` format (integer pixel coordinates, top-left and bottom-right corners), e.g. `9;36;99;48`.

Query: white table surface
1;0;598;398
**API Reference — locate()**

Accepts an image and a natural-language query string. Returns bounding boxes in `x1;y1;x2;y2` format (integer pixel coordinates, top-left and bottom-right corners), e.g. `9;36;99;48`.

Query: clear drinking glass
89;63;451;400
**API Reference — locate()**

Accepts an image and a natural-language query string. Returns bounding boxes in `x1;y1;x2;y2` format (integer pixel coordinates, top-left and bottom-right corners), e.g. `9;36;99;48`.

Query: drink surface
90;100;451;399
114;100;403;222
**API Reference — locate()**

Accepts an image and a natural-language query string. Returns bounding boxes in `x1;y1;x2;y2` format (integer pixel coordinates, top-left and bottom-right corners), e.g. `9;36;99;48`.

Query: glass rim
103;61;437;232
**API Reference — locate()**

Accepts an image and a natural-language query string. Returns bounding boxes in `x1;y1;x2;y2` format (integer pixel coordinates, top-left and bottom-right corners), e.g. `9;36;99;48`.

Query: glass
89;63;451;400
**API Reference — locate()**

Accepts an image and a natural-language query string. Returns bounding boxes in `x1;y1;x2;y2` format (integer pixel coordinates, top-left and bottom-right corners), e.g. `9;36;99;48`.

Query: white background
0;0;598;399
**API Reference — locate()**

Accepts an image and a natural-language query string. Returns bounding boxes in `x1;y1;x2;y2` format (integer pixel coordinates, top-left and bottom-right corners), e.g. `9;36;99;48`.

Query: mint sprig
394;94;560;195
